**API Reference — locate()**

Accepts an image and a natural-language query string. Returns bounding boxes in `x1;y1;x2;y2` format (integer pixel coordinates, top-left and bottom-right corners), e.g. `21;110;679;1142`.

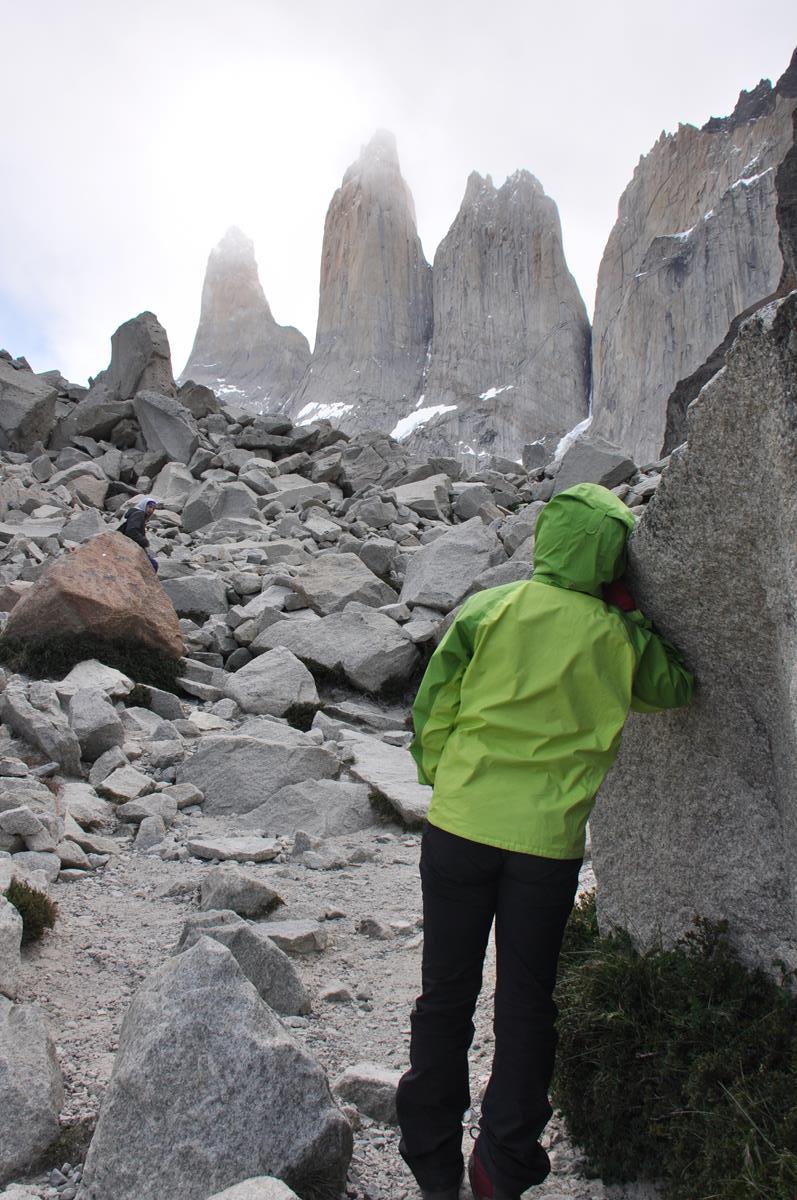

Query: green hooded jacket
411;482;694;859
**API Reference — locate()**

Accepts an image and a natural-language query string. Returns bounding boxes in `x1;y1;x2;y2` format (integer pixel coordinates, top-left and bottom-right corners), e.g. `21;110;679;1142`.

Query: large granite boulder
591;53;797;463
109;311;176;400
132;391;199;465
399;518;506;611
177;728;340;815
3;532;184;659
0;360;57;452
0;1000;64;1185
78;938;352;1200
401;170;590;462
592;293;797;975
179;226;310;411
286;131;433;436
257;604;420;694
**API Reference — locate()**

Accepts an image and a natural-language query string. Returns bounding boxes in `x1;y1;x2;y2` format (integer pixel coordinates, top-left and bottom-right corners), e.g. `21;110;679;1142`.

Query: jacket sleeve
620;610;694;712
410;613;474;786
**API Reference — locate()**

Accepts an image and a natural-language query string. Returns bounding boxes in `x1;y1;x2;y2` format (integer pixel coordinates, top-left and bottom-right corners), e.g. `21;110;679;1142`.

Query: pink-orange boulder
3;532;184;659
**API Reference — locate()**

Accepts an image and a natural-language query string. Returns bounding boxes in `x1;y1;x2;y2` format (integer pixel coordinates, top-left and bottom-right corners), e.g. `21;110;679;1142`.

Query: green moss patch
553;892;797;1199
0;634;181;693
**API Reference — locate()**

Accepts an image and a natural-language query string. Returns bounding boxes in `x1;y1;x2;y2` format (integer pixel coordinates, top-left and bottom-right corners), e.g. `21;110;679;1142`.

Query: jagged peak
208;226;257;266
461;168;545;209
360;128;399;164
342;130;402;187
340;129;418;223
499;169;545;197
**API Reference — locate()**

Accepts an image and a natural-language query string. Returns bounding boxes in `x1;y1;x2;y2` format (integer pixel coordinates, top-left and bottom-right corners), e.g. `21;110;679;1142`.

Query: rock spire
590;48;797;464
285;131;433;435
398;169;590;461
180;227;310;412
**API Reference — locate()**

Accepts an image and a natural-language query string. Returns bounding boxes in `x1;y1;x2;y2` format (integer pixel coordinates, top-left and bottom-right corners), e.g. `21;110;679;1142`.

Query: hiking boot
420;1187;461;1200
467;1145;519;1200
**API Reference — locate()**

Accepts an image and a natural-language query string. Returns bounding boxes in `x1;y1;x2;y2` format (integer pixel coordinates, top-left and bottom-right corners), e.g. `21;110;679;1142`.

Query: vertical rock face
591;49;797;464
285;131;433;435
180;227;310;412
401;171;590;462
591;293;797;976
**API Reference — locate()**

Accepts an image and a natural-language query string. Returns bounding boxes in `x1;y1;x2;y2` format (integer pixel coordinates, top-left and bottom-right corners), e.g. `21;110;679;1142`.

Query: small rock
333;1062;401;1125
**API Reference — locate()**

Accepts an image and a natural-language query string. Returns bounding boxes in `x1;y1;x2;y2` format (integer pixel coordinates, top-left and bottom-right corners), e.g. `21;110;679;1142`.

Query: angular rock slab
162;573;229;619
0;361;57;452
400;518;506;612
176;912;309;1016
198;865;283;918
3;532;183;660
258;603;420;694
552;434;636;495
293;552;397;615
78;938;351;1200
592;294;797;974
224;647;319;718
178;731;340;816
187;837;280;864
0;899;22;1000
260;920;328;955
0;684;82;776
333;1061;401;1125
57;660;134;700
68;688;125;762
345;731;430;826
206;1178;299;1199
239;779;377;839
133;390;199;463
0;999;64;1185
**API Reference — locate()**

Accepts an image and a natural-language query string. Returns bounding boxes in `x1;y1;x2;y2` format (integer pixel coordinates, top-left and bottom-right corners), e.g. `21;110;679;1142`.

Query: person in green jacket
396;482;693;1200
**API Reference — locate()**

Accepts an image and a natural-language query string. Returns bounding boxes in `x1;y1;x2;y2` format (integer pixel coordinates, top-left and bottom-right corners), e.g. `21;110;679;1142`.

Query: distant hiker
120;496;159;573
397;483;694;1200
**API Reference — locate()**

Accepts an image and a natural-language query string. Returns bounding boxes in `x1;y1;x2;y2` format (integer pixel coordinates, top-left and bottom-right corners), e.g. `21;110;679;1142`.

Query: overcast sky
1;1;794;384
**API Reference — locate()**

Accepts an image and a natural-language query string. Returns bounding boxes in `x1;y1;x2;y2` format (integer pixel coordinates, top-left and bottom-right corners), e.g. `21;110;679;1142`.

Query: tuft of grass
0;633;181;693
553;891;797;1199
6;878;58;944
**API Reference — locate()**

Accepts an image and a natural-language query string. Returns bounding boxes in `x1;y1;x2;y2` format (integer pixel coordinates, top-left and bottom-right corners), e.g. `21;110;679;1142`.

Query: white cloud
1;0;793;382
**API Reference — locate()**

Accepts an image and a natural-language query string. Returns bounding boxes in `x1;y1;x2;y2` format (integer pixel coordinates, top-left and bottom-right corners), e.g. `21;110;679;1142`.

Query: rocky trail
15;800;607;1200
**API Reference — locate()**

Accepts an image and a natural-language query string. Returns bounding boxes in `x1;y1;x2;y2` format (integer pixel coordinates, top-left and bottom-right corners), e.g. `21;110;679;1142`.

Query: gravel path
13;810;644;1200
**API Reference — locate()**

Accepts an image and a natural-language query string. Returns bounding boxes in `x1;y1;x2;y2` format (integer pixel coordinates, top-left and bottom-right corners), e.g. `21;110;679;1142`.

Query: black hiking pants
396;824;581;1196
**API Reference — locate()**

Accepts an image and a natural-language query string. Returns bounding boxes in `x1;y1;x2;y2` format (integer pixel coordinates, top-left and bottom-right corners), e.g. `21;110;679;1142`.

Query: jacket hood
532;483;636;597
134;495;158;511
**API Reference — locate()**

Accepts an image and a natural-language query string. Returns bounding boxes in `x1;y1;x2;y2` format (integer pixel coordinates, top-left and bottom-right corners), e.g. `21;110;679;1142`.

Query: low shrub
6;878;58;943
553;891;797;1200
0;634;181;693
